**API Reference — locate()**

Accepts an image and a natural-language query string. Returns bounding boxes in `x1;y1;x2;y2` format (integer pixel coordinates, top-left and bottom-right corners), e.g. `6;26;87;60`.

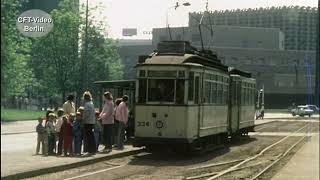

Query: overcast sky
83;0;318;39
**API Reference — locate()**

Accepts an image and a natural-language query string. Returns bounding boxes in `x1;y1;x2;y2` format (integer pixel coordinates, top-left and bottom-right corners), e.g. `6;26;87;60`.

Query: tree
1;0;35;100
30;0;123;102
30;0;80;100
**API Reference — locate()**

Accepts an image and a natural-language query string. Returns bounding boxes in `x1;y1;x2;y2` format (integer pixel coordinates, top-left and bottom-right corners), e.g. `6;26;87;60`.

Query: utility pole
315;0;320;106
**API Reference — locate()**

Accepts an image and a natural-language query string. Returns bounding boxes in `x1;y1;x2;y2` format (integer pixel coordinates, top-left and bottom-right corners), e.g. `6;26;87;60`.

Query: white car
291;105;314;117
306;105;319;114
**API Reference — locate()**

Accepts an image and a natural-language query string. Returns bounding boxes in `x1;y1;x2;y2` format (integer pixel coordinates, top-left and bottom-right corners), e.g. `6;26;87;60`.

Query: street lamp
166;1;191;40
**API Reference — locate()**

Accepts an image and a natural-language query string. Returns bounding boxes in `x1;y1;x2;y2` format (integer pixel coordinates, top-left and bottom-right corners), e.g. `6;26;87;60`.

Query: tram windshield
138;79;185;104
148;79;175;102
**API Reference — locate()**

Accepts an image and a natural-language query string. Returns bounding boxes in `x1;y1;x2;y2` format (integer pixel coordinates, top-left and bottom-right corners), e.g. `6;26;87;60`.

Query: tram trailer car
133;41;256;151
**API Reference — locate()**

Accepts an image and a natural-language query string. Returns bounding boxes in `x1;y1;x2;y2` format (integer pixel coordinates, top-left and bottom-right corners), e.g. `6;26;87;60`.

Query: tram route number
137;121;150;127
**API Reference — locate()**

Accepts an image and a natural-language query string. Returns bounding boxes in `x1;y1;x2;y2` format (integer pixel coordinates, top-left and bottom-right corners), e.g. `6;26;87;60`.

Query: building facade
116;39;154;80
153;26;285;50
189;6;318;51
116;6;317;108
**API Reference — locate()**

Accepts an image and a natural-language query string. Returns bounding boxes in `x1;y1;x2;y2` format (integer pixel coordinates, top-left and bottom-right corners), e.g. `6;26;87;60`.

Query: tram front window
148;79;174;102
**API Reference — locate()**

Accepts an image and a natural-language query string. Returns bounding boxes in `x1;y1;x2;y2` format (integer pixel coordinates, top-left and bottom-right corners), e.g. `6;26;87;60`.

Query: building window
191;34;201;42
160;35;168;42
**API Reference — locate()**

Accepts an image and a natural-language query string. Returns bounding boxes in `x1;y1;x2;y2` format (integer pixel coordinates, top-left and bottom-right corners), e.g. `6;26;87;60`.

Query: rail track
184;122;314;180
27;120;318;180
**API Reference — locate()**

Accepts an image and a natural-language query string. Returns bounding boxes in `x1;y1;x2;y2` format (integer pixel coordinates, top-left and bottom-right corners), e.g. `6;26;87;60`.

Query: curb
2;148;145;180
264;117;320;120
1;131;36;135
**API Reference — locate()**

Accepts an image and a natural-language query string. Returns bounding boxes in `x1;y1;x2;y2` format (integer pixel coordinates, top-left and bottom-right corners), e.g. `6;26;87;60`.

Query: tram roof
94;79;135;88
139;53;229;72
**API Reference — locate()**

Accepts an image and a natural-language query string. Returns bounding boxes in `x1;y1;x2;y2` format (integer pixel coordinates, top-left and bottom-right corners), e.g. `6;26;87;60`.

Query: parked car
291;105;314;117
306;105;319;114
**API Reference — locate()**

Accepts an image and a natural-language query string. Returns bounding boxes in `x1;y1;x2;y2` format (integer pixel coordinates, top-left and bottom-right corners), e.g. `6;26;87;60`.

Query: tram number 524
137;121;150;127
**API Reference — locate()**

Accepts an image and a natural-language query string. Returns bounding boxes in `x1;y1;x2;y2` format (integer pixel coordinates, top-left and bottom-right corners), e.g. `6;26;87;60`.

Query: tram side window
217;84;223;104
251;88;254;105
223;85;228;104
204;82;211;103
245;88;249;105
188;72;194;101
241;88;245;105
176;80;185;104
138;79;147;103
211;83;217;103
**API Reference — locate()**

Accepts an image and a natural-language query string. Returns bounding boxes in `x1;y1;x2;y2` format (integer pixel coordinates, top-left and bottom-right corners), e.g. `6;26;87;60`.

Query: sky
82;0;318;39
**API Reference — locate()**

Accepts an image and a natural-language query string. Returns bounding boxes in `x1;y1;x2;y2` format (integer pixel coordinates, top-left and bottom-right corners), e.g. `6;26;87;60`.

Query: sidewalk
1;120;37;134
1;145;143;179
272;133;319;180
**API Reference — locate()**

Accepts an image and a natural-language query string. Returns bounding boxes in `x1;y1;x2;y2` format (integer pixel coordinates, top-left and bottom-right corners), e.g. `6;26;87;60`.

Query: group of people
35;91;129;156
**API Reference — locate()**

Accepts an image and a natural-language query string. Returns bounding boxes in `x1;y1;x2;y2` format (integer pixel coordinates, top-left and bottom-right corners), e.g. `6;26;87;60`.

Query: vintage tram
132;41;256;151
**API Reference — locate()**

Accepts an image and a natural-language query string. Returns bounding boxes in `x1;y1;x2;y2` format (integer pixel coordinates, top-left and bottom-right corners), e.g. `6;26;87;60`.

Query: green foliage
1;0;35;98
30;1;80;98
2;0;124;101
29;0;124;99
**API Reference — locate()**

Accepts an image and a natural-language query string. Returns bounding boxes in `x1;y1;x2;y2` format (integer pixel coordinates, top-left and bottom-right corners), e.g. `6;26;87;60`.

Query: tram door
194;73;203;136
230;76;241;133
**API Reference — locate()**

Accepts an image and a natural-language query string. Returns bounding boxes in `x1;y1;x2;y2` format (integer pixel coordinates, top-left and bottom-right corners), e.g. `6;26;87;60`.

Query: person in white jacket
99;92;114;152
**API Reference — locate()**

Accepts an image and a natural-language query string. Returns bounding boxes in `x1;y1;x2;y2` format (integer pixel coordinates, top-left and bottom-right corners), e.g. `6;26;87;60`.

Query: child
36;117;47;155
55;108;64;155
46;113;56;155
94;111;102;152
78;106;87;153
73;112;82;156
63;115;74;156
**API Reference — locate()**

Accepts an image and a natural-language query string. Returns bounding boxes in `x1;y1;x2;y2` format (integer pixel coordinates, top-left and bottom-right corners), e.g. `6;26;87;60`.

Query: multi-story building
153;26;285;50
116;39;154;80
189;6;318;51
116;6;317;108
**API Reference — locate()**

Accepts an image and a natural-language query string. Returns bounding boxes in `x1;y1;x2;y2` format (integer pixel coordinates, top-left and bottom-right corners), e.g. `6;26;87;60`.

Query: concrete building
189;6;318;51
153;26;285;50
210;46;316;108
116;6;317;108
116;39;153;80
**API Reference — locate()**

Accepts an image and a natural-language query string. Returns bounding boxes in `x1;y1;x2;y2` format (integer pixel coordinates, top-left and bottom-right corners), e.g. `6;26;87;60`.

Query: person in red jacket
62;114;74;156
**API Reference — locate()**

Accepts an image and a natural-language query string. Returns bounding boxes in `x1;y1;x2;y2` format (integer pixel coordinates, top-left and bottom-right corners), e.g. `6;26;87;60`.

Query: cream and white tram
133;41;256;151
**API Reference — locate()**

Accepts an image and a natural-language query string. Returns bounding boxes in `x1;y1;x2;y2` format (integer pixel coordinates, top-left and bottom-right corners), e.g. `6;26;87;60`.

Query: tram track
26;120;318;180
183;122;313;180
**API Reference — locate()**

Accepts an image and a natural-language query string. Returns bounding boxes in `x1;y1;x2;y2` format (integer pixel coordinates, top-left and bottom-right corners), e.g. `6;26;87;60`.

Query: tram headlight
156;120;164;129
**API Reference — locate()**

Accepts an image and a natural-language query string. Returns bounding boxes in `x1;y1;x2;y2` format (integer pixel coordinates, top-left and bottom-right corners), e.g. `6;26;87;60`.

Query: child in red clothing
62;115;74;156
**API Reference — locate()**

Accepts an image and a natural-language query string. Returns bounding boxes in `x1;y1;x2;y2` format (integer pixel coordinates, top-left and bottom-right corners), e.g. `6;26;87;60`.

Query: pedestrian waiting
46;113;56;155
94;111;102;152
62;114;74;156
99;92;115;153
115;95;129;150
55;108;64;155
73;112;82;156
82;91;96;155
35;117;47;156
